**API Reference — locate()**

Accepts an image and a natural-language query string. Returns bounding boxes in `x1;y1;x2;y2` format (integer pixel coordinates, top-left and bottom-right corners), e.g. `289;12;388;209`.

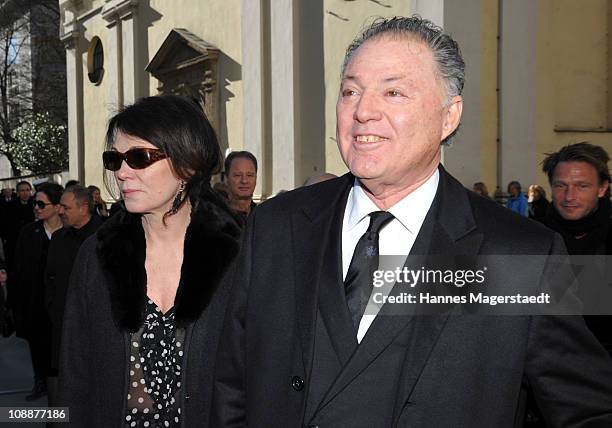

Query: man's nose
354;91;382;123
565;186;578;201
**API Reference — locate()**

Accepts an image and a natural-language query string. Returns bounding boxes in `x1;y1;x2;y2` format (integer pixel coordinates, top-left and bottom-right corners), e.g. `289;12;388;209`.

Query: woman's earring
169;180;186;214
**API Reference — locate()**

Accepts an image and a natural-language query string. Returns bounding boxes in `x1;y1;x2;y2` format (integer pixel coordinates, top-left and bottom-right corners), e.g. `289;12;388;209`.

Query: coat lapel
292;175;355;376
317;166;484;411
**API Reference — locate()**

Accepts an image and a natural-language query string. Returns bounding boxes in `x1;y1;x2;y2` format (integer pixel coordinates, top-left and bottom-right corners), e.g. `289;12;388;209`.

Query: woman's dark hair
104;95;223;214
36;182;64;205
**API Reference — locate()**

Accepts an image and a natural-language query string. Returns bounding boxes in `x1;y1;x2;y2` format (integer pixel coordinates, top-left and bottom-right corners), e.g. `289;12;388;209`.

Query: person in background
542;142;611;352
58;95;241;427
472;182;490;198
64;180;79;189
527;184;549;222
0;260;10;338
528;144;612;427
0;188;15;258
44;185;102;405
542;142;611;254
506;180;528;216
224;151;257;223
0;187;15;205
3;181;34;272
12;182;64;401
87;185;109;220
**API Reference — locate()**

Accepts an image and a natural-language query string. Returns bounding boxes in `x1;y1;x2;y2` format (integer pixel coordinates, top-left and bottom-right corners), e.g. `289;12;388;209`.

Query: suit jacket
213;167;612;427
45;215;102;370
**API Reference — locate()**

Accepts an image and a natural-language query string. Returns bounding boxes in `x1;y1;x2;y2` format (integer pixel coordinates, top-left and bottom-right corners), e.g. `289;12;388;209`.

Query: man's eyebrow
341;74;411;84
382;75;406;83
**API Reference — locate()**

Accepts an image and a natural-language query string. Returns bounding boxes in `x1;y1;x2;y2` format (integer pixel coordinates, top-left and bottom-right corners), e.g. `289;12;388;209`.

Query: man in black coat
3;181;34;271
44;185;101;402
213;16;612;427
542;143;612;354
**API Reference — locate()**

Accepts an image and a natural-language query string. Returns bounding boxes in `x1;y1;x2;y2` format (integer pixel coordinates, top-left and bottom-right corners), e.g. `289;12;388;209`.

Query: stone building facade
59;0;612;199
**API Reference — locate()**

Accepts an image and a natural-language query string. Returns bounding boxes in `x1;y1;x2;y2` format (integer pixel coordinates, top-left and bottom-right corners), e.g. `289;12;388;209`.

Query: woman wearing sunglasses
58;95;241;427
13;182;64;400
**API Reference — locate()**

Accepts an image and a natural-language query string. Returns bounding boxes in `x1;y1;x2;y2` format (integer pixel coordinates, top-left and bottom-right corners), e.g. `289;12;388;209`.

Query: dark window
88;37;104;84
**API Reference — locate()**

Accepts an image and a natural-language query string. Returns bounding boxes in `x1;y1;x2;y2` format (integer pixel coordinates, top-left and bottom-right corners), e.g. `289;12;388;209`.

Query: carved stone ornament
145;28;220;132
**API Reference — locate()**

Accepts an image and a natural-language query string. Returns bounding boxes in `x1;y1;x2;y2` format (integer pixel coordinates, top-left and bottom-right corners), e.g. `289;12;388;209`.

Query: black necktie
344;211;395;331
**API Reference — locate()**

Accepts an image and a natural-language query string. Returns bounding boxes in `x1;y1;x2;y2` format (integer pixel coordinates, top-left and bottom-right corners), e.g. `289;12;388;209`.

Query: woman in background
472;182;490;198
87;185;109;220
527;184;550;222
58;95;241;427
13;182;64;401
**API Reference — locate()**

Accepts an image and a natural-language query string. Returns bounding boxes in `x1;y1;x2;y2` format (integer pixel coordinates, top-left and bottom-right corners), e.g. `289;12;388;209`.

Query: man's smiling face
336;35;461;194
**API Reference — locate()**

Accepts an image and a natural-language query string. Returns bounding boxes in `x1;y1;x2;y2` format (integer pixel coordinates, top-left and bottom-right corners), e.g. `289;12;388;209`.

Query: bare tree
0;0;66;176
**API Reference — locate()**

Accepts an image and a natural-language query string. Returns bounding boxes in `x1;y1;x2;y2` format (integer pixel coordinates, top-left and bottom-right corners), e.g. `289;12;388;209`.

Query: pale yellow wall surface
148;0;243;151
323;0;413;175
551;0;608;130
80;11;110;192
479;0;498;191
76;0;243;196
535;0;612;193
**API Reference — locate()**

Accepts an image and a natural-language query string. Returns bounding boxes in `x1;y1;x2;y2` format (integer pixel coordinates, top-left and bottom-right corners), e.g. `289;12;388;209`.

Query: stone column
120;5;140;104
270;0;298;193
241;0;268;198
61;27;84;182
101;0;140;106
499;0;537;188
101;10;123;111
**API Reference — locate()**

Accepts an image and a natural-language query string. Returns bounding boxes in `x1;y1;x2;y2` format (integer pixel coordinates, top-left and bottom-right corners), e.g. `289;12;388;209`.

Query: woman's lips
121;189;140;197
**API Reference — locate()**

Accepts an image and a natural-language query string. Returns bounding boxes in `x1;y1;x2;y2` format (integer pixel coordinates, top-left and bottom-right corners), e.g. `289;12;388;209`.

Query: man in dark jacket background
3;181;34;272
45;185;101;404
542;142;612;351
542;142;611;255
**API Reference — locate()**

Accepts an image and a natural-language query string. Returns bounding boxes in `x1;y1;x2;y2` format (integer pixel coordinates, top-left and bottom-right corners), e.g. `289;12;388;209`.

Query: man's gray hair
342;16;465;103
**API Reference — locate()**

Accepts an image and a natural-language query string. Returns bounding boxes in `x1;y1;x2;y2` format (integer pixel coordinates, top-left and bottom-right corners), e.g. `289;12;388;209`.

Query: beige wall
535;0;612;193
64;0;243;196
60;0;612;200
148;0;243;152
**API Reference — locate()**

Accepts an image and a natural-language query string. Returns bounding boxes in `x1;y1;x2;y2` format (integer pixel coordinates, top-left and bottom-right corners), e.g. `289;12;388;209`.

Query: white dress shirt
341;169;439;342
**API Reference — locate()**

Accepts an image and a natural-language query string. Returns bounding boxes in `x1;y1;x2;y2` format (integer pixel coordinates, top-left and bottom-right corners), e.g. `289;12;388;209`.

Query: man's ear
597;180;609;198
441;95;463;142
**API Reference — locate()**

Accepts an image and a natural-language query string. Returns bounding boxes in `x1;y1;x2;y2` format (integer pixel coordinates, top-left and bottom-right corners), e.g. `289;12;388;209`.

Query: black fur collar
96;195;241;332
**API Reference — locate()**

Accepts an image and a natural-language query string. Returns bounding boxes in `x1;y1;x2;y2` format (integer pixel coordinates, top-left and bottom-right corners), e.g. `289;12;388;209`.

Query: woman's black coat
57;191;241;427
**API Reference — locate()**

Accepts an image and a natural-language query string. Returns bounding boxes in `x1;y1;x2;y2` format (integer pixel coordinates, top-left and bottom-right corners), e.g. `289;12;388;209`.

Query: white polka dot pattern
124;299;184;427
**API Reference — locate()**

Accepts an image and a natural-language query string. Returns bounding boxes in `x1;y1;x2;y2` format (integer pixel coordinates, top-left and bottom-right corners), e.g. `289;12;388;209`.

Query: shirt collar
345;169;439;234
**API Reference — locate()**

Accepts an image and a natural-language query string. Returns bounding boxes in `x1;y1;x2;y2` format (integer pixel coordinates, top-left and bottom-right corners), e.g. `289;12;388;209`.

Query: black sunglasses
103;148;168;171
34;200;53;209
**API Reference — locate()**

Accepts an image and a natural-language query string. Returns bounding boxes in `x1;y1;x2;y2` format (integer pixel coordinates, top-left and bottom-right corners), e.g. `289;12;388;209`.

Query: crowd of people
0;14;611;427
